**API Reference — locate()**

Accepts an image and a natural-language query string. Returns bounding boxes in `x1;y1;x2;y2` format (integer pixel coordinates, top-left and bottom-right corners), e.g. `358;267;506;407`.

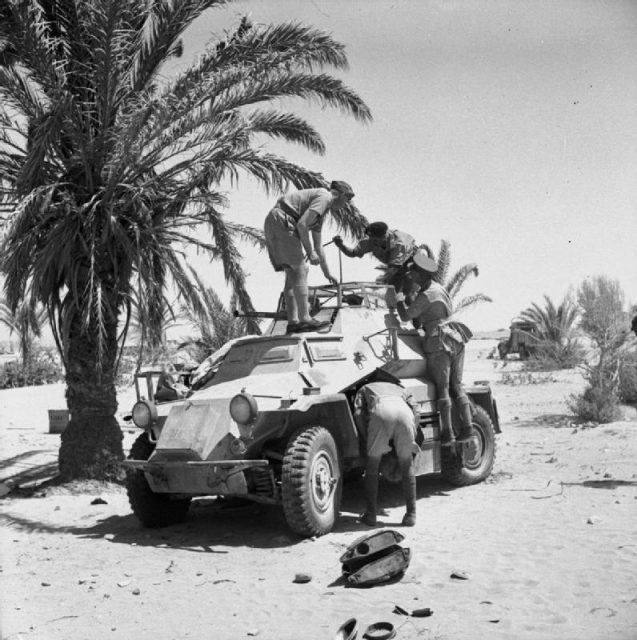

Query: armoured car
123;283;500;537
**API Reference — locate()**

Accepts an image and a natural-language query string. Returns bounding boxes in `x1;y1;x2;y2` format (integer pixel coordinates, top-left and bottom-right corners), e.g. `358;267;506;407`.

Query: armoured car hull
123;283;500;537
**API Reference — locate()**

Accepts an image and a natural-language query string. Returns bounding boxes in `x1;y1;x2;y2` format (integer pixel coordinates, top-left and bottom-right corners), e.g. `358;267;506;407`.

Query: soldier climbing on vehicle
333;221;418;295
392;251;474;454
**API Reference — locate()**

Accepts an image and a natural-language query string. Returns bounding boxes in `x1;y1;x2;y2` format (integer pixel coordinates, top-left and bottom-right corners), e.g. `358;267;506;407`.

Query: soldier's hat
410;251;437;274
365;221;389;237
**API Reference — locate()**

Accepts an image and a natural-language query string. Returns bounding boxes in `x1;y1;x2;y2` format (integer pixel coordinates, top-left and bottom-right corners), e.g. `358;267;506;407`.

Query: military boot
437;398;455;447
455;398;474;443
360;472;379;526
401;473;417;527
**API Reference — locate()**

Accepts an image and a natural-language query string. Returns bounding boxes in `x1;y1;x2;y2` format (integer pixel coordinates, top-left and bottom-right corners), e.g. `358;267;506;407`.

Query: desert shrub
618;350;637;404
500;371;557;386
524;337;585;371
569;276;630;423
0;355;63;388
569;379;622;423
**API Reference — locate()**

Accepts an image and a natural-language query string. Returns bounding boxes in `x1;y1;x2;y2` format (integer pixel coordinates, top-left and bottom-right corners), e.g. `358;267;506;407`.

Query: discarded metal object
411;608;433;617
293;573;312;584
340;529;411;587
450;570;469;580
347;547;411;586
334;618;358;640
362;621;396;640
340;529;405;565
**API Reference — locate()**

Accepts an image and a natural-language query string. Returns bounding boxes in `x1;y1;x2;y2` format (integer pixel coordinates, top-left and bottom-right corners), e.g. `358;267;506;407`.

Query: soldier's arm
397;292;429;322
334;236;369;258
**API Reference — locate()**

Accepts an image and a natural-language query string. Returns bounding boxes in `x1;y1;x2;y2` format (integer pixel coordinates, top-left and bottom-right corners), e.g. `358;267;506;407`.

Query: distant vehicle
123;282;500;538
497;319;539;360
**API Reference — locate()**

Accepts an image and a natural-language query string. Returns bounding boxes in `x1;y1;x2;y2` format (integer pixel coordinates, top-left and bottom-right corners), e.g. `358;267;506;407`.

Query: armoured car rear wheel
126;432;191;527
442;406;496;486
282;426;342;537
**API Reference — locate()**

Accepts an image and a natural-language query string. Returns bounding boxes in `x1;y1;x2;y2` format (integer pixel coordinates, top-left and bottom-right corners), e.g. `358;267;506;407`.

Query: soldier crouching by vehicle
354;382;420;527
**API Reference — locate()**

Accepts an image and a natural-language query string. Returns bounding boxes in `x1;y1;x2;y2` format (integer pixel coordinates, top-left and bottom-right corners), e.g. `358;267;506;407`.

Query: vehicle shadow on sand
336;474;460;532
0;475;460;550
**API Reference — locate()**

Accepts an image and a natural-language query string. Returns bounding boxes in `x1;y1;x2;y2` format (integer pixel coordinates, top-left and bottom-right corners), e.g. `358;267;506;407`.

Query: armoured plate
345;547;411;586
339;528;405;564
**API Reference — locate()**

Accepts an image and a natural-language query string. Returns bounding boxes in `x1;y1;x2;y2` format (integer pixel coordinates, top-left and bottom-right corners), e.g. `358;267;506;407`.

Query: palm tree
518;294;583;368
0;1;371;480
0;293;47;367
177;270;252;362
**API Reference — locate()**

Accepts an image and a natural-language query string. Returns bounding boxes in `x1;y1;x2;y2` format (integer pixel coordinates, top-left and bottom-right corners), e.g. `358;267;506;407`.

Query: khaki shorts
264;208;304;271
367;395;418;459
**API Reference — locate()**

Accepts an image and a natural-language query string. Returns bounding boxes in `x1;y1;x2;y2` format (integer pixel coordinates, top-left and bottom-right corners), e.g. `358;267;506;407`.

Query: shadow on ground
0;451;58;489
0;474;459;551
503;413;575;429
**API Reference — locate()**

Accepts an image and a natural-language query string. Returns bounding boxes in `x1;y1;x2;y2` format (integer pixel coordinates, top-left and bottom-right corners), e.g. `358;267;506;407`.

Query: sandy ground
1;341;636;640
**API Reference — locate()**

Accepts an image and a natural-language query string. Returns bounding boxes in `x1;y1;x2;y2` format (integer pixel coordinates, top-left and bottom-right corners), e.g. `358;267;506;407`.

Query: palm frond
446;263;479;300
454;293;493;314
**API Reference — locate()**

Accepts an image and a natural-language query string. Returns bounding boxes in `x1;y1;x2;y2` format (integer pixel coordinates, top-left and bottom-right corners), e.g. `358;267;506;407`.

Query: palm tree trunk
58;298;124;481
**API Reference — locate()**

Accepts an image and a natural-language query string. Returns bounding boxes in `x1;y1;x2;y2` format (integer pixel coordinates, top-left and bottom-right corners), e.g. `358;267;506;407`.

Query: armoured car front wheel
126;432;191;527
282;426;342;537
442;405;496;486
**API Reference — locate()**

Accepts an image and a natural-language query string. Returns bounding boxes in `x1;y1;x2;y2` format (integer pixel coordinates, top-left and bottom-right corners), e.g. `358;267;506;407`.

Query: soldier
392;252;474;452
264;181;355;334
354;381;420;527
332;222;417;293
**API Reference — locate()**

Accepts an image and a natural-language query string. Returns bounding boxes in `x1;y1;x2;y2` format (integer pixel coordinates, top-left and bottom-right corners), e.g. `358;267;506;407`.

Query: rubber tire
442;405;496;486
281;426;342;538
497;340;508;360
126;432;191;527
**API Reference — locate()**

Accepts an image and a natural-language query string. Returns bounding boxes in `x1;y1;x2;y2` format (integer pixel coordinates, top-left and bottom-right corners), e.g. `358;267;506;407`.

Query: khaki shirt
349;229;416;266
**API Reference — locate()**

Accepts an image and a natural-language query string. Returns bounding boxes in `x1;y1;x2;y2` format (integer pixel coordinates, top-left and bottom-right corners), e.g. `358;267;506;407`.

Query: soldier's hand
326;274;338;285
308;250;320;265
332;235;343;248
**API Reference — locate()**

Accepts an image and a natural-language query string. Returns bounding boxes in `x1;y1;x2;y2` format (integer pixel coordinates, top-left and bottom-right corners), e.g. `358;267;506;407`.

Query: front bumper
122;459;269;495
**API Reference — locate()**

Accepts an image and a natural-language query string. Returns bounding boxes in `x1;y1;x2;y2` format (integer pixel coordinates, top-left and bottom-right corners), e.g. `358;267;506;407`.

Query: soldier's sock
294;285;311;322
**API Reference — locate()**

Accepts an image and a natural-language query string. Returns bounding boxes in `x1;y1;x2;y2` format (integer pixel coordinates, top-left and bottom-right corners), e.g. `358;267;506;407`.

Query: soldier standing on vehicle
391;251;474;453
332;222;417;293
354;381;420;527
264;181;355;334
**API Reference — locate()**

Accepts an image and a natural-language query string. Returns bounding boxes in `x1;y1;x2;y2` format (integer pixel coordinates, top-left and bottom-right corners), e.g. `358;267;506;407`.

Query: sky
172;0;637;333
2;0;636;345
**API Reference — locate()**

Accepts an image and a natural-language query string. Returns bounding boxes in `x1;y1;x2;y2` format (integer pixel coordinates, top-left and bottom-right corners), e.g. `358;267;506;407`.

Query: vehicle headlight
229;392;258;425
132;400;157;429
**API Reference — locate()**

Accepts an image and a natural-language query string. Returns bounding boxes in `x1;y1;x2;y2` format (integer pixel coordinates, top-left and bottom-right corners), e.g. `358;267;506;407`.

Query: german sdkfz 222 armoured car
123;283;500;538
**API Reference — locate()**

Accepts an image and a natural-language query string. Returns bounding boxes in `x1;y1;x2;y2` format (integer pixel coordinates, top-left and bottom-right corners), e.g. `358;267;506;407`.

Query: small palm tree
177;270;253;362
425;239;492;313
518;294;583;368
377;238;492;313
